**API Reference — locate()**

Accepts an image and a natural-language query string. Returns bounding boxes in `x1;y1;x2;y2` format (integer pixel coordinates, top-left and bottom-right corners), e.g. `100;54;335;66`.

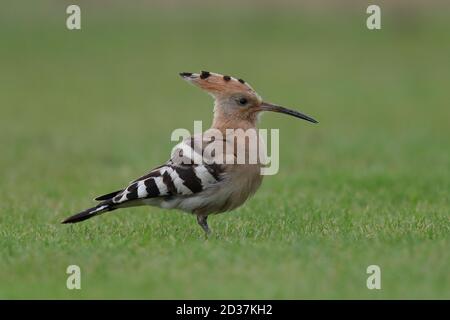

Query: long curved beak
260;102;318;124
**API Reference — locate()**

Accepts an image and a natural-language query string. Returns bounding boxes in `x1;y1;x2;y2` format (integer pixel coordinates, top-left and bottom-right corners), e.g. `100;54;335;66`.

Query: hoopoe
62;71;317;234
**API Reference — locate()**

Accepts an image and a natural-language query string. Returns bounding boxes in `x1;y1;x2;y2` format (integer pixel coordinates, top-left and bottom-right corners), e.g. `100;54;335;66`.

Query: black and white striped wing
95;137;224;205
109;162;222;205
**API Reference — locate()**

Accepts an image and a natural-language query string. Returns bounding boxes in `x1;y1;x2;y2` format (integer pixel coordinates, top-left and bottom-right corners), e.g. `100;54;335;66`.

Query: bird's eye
238;98;248;106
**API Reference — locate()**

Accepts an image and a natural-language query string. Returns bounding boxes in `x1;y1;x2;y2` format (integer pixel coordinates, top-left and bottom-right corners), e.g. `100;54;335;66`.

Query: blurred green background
0;0;449;299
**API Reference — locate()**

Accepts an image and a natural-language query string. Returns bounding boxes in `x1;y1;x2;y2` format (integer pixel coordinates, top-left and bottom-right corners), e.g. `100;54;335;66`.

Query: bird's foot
197;215;211;238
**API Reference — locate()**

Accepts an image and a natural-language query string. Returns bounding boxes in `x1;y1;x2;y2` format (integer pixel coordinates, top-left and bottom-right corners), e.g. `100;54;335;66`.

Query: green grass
0;2;449;299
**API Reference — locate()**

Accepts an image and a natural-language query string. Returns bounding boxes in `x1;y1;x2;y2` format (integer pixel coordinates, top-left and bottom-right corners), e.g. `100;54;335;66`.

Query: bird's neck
211;106;258;133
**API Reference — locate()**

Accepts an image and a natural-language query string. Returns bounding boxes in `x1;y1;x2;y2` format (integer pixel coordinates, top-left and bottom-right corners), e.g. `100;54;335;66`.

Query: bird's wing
95;135;225;205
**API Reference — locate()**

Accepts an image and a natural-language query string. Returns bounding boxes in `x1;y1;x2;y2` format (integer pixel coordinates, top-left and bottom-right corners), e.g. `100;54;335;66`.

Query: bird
62;71;318;235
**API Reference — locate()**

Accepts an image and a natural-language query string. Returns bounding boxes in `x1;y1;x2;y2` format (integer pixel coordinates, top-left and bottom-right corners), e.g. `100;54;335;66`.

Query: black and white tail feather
62;201;116;224
62;138;223;225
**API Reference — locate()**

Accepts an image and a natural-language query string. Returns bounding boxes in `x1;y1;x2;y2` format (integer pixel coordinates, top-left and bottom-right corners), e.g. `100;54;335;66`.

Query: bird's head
180;71;318;128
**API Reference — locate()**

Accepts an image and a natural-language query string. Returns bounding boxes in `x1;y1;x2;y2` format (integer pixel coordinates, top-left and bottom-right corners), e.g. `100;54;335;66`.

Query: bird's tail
62;202;115;224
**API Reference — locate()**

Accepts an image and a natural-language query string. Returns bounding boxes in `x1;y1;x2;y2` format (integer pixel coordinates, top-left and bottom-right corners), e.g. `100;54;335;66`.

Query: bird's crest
179;71;259;98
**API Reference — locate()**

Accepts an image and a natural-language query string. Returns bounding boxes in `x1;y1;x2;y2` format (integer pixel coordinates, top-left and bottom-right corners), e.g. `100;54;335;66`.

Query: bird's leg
197;215;211;236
